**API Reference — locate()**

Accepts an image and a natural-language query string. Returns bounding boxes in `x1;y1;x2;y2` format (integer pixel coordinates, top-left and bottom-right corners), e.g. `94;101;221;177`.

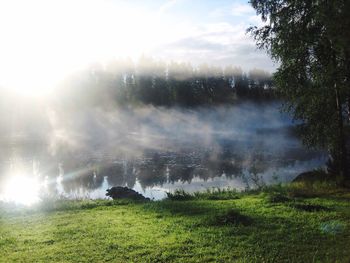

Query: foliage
166;188;240;201
196;188;240;200
166;189;195;201
248;0;350;179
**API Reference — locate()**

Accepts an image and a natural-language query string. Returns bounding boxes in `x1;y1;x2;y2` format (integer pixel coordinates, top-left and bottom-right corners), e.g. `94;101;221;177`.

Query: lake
0;102;326;203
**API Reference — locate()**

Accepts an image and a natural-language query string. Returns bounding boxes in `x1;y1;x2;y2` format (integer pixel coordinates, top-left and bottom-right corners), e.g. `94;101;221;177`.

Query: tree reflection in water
0;104;327;200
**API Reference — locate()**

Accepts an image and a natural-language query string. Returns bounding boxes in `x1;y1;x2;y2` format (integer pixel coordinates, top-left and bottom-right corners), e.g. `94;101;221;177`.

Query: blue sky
148;0;275;70
0;0;275;94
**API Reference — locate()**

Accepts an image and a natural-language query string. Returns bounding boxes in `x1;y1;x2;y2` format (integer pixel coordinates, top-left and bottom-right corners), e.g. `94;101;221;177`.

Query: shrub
166;189;194;201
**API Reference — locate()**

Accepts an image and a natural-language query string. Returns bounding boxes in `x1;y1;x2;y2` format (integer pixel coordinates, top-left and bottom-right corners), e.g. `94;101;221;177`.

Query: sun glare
0;0;166;98
0;174;41;206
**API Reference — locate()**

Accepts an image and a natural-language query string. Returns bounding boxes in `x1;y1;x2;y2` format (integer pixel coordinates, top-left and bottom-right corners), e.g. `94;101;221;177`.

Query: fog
0;97;325;200
0;61;324;201
48;103;293;156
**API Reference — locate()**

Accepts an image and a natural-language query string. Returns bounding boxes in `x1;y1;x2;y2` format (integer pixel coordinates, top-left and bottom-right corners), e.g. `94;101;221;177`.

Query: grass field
1;185;350;262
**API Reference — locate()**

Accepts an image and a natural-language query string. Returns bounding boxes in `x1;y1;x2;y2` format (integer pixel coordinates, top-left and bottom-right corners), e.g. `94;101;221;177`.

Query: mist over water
0;101;326;201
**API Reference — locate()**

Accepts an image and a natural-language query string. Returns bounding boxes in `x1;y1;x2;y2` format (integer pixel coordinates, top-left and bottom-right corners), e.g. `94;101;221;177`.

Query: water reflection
0;104;327;203
0;138;325;202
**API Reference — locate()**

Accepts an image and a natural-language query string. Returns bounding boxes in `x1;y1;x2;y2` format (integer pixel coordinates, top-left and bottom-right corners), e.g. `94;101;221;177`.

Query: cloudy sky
0;0;275;95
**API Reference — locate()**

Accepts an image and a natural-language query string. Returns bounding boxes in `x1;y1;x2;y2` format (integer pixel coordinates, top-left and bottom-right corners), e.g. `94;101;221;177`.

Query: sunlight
0;0;165;98
1;174;41;206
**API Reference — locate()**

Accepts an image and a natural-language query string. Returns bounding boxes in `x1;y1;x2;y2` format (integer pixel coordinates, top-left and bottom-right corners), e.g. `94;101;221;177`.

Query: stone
106;186;150;201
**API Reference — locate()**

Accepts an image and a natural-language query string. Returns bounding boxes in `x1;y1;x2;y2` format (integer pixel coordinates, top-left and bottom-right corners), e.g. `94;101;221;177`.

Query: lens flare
0;174;41;206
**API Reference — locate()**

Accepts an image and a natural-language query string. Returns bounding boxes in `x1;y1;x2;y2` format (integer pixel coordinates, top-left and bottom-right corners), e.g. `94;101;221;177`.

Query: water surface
0;103;326;202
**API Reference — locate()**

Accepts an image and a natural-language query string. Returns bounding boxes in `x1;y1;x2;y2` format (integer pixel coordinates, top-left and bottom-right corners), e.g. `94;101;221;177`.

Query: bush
166;190;194;201
194;188;240;200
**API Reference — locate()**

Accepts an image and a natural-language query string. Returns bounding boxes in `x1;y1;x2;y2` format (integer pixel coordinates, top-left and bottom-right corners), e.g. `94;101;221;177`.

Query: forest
57;58;275;108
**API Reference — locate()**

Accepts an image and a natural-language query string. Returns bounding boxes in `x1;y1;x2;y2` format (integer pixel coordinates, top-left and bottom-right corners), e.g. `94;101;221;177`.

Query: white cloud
158;0;182;14
210;3;255;18
231;3;255;17
209;7;227;18
151;22;276;71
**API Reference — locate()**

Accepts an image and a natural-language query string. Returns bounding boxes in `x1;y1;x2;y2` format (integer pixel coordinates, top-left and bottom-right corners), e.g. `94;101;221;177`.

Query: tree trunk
331;43;349;180
335;84;349;180
347;97;350;123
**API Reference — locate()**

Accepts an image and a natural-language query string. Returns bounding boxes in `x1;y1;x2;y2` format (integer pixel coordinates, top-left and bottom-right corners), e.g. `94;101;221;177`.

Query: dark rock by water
292;170;331;183
106;186;150;201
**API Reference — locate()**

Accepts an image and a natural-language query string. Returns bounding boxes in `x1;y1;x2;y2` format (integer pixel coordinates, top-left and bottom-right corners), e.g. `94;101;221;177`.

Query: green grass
1;185;350;262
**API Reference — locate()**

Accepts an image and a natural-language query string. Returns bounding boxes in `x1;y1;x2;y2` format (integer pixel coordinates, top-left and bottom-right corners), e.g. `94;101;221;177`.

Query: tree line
249;0;350;180
57;58;275;108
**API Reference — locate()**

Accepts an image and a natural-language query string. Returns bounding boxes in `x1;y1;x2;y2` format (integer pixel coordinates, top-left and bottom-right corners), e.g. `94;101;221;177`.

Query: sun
0;0;164;98
0;174;41;206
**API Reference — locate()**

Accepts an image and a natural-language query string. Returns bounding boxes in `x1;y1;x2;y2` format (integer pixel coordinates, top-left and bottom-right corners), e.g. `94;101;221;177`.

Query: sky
0;0;276;96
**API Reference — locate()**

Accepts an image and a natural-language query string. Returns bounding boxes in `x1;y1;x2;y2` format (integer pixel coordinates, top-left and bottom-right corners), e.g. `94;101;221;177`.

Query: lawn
1;186;350;262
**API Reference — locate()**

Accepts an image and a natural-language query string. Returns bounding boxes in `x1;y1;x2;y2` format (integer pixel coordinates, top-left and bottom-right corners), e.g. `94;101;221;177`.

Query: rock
292;170;331;183
292;171;318;183
106;186;150;201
